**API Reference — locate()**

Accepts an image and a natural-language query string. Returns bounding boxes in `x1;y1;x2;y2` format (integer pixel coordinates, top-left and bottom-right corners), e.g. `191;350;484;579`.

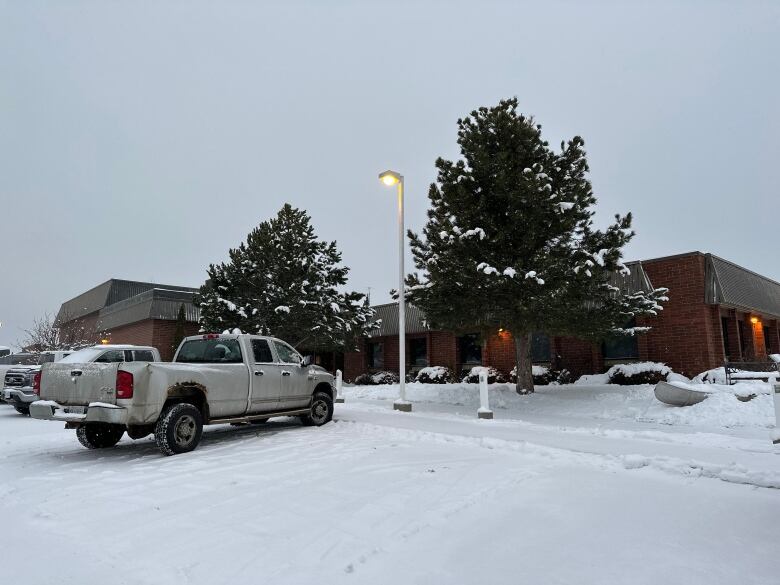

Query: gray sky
1;0;778;348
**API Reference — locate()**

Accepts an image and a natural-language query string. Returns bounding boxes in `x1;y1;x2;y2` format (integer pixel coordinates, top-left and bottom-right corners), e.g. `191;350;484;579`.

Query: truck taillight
33;372;42;395
116;370;134;399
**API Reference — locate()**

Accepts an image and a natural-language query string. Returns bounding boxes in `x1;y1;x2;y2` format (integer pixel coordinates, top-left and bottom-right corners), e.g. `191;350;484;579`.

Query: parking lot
2;386;779;585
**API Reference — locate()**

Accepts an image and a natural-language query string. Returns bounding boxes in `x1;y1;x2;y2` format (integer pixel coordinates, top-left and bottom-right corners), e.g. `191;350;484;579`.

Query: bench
724;361;779;385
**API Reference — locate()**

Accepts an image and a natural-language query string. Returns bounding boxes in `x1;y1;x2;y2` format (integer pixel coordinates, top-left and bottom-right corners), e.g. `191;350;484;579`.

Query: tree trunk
514;332;535;395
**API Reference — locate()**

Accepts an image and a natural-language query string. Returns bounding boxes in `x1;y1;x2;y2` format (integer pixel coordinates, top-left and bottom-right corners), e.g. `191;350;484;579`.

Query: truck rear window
176;339;243;364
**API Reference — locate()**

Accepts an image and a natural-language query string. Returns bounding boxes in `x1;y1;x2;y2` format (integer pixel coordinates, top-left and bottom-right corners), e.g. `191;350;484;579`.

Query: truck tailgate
40;363;120;406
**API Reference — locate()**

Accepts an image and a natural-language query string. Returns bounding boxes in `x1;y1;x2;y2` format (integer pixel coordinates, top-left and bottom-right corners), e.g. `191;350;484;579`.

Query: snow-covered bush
415;366;456;384
510;365;572;386
462;366;507;384
607;362;671;385
353;371;400;385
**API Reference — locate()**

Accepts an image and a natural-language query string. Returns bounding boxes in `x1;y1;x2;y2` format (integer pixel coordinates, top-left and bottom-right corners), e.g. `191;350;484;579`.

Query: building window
721;317;731;360
459;334;482;365
531;332;551;362
367;341;384;369
764;326;771;354
603;319;639;360
737;320;747;357
409;338;427;366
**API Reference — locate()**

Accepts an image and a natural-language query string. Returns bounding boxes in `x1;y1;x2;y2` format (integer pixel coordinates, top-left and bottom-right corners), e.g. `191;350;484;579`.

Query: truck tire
300;391;333;427
14;405;30;416
77;423;125;449
155;403;203;456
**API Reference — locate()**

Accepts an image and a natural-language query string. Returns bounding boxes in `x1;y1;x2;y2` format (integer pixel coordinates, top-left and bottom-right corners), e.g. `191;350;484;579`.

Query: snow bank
346;382;775;430
641;392;775;429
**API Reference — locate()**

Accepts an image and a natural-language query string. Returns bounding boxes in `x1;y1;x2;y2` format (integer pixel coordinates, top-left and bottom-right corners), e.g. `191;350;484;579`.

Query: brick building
56;279;201;361
344;252;780;381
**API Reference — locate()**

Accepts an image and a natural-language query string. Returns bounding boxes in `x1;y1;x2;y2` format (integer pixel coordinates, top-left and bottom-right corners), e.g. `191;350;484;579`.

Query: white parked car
4;346;159;415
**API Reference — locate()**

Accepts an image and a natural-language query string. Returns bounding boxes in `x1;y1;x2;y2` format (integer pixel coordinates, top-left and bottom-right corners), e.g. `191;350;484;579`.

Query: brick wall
554;336;601;379
484;332;514;374
429;331;457;370
344;339;366;381
103;319;199;361
152;320;200;361
640;253;723;377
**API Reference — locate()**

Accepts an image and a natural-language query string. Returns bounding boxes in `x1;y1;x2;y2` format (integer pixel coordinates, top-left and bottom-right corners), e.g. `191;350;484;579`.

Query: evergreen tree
171;303;187;354
405;98;668;394
198;204;374;352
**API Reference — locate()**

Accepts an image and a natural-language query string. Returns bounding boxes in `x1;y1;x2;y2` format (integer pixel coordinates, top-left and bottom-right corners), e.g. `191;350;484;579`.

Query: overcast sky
1;0;778;348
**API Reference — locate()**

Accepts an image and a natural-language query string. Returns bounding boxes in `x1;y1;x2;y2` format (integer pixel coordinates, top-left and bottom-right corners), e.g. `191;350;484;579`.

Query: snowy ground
1;383;779;585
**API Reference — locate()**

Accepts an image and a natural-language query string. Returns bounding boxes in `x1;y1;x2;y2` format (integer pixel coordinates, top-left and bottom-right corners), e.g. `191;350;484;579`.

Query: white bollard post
773;381;780;444
478;370;493;419
335;369;345;404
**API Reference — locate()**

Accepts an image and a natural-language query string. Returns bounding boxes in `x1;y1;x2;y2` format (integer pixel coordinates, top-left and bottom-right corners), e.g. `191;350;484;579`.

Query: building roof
367;262;655;337
57;279;198;324
95;288;201;331
367;303;429;338
705;254;780;318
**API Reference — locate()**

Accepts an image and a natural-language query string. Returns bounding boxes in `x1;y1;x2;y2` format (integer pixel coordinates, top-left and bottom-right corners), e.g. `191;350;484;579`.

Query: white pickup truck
30;334;335;456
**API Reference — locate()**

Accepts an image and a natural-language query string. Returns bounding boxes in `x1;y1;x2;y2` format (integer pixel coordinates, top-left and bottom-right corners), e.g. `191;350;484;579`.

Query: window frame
95;349;126;364
251;338;275;364
408;337;428;367
132;349;156;362
458;334;482;365
367;341;384;369
273;340;303;365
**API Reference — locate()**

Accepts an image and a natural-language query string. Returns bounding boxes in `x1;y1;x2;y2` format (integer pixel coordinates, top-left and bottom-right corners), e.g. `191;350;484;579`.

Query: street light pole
379;170;411;412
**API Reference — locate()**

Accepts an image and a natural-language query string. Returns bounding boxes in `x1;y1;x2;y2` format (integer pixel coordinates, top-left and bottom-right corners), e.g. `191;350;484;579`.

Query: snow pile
415;366;455;384
641;392;775;428
574;373;610;385
346;382;775;430
667;379;771;399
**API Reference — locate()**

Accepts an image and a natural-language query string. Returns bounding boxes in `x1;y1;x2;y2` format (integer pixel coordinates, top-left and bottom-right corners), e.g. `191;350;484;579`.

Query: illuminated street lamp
378;170;411;412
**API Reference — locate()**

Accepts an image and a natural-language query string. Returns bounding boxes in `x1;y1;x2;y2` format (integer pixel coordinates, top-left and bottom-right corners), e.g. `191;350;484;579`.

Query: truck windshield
176;338;243;364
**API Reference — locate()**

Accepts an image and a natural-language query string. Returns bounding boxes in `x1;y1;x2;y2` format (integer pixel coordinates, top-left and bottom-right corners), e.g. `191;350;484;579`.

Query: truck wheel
155;403;203;456
14;405;30;416
77;423;125;449
300;392;333;427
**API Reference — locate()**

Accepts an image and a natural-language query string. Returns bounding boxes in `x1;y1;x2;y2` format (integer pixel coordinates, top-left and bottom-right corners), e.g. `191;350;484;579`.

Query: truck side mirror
301;355;312;367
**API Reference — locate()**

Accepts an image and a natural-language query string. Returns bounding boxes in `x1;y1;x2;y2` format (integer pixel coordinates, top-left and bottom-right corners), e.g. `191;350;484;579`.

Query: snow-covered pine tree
405;98;668;394
198;204;374;353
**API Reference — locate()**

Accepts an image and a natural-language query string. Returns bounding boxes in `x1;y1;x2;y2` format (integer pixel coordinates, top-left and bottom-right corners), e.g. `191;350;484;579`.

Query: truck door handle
254;370;264;376
71;370;83;377
281;371;291;377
